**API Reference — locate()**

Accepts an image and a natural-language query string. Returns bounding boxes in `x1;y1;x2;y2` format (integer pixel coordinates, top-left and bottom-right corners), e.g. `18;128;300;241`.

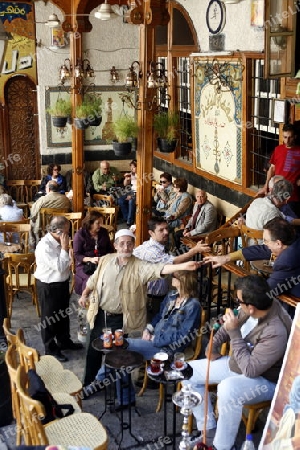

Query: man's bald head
100;161;110;173
196;189;207;205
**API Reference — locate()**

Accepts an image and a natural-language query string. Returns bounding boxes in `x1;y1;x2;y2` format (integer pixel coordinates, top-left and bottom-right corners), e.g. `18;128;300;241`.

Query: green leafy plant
46;98;72;117
153;111;180;143
75;94;102;119
113;115;139;143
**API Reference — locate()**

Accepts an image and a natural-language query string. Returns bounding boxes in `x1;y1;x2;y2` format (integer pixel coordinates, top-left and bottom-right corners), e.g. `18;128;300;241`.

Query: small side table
105;350;144;448
148;362;193;450
92;337;128;417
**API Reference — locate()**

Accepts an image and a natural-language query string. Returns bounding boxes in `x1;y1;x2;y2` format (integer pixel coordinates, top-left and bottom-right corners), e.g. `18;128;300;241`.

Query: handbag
83;261;97;275
28;369;74;424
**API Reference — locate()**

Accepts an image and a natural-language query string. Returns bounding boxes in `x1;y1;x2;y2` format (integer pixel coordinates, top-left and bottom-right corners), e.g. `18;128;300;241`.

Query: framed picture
84;86;136;145
45;86;137;148
272;98;287;125
45;86;72;147
250;0;264;28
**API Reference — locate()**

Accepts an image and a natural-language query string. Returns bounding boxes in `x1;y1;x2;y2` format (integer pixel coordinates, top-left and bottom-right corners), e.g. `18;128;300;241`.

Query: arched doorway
2;75;40;180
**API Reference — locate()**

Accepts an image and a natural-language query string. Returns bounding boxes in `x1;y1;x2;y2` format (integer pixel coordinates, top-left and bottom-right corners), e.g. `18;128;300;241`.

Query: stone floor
0;290;266;450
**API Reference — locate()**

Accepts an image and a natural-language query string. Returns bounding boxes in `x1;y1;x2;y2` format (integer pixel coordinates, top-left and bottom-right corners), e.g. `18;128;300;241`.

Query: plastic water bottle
240;434;256;450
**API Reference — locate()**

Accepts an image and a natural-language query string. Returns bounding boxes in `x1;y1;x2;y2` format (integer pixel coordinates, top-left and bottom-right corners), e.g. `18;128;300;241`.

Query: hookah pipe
194;327;214;450
195;308;238;450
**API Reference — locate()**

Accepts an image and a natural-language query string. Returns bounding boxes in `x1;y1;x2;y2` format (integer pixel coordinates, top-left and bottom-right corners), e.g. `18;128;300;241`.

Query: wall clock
206;0;226;35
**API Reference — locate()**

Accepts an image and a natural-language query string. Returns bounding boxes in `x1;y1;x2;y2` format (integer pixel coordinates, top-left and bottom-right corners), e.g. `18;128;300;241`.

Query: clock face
206;0;226;35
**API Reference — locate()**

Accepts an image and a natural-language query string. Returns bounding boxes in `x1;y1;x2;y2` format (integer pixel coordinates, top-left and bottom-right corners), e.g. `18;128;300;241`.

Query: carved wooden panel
4;76;40;180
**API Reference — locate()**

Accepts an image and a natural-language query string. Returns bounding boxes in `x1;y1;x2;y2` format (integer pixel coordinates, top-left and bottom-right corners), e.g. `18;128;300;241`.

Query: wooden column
135;25;156;245
70;3;84;213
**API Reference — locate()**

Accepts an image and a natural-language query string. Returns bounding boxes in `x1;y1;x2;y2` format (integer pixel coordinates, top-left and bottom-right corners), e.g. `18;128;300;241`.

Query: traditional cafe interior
0;0;300;449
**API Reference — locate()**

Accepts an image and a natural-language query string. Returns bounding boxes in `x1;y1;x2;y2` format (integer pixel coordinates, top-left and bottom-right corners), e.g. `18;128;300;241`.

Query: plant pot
74;118;90;130
157;138;177;153
52;116;68;128
89;116;102;127
112;141;132;156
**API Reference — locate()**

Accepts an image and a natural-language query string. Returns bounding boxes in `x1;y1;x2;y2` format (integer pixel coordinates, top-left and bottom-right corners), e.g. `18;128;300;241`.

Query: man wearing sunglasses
185;275;291;450
153;172;175;216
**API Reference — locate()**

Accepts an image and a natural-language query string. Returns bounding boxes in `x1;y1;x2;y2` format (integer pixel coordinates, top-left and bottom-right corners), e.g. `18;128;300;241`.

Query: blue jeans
127;337;161;360
118;194;136;225
184;356;276;450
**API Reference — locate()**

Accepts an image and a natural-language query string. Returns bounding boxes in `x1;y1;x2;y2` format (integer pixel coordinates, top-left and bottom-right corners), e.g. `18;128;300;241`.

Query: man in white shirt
35;215;83;362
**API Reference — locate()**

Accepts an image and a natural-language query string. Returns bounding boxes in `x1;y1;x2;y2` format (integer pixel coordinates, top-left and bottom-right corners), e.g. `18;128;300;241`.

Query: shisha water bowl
172;383;203;450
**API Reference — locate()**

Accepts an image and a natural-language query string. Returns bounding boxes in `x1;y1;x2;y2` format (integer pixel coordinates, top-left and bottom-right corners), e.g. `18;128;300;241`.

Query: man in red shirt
261;124;300;216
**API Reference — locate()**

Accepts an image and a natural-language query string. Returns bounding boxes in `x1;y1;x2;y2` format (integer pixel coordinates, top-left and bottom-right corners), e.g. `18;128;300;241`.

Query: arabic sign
0;3;31;22
0;1;36;101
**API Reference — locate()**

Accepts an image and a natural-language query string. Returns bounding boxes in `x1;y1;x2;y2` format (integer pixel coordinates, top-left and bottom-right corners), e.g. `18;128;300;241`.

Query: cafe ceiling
48;0;169;32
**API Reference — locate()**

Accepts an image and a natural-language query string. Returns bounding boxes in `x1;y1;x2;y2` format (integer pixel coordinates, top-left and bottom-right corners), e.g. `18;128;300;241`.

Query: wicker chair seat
36;356;82;396
51;392;82;414
44;412;107;450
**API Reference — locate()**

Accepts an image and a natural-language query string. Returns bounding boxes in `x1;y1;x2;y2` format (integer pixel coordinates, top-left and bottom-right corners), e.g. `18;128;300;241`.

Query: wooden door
1;76;40;180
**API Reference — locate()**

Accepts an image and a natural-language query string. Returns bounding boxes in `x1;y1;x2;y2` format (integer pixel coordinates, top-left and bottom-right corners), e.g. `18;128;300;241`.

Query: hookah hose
197;308;238;450
195;327;214;450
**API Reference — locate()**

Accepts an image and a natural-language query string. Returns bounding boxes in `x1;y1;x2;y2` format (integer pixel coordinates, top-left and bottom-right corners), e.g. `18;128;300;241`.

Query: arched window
156;2;199;164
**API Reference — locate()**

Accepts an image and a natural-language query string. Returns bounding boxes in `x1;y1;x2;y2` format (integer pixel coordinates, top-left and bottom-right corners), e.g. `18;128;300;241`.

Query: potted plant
112;115;139;156
46;98;72;128
74;94;102;130
153;111;180;153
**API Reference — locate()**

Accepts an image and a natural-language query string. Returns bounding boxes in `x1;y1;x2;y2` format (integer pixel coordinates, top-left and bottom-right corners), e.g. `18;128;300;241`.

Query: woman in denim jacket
127;270;201;358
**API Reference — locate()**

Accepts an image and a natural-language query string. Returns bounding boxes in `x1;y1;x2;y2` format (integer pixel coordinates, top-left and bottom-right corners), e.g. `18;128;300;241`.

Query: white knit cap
115;229;136;240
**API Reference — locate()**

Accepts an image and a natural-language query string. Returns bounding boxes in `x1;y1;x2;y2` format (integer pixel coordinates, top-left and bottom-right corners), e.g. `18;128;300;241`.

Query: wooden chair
239;225;264;271
24;180;41;203
53;211;83;239
16;366;108;449
4;253;40;323
93;193;114;207
39;207;70;235
242;401;271;434
6;180;28;217
88;206;119;231
3;318;25;347
5;345;30;445
17;339;83;407
0;223;31;252
6;337;81;447
6;180;26;203
239;224;263;247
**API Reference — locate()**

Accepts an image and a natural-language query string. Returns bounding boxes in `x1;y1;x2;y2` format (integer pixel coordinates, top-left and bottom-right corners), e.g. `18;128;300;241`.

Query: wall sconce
125;61;142;89
124;60;170;111
295;69;300;96
60;58;72;82
95;0;117;21
45;14;61;28
110;66;119;84
59;58;94;86
147;61;168;89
